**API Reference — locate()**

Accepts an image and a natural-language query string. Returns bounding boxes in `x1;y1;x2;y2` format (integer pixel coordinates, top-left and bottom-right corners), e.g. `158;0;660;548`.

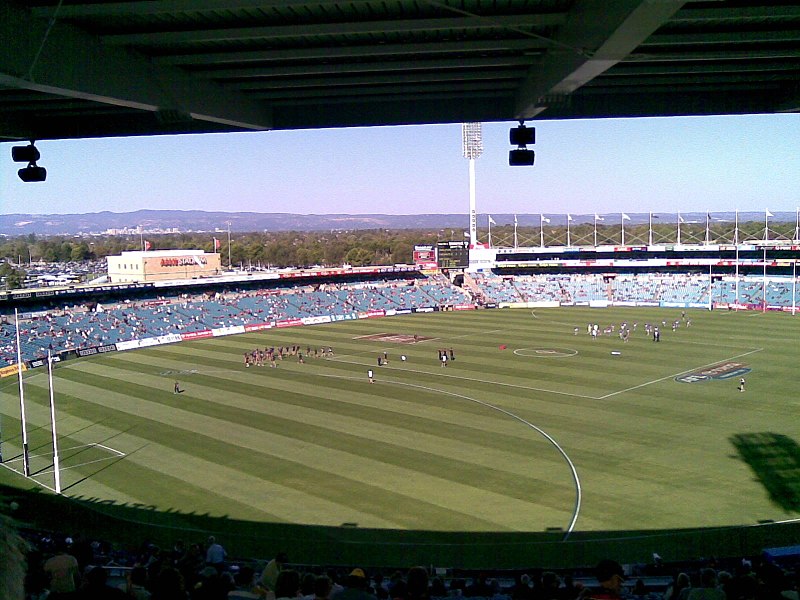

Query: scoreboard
437;241;469;269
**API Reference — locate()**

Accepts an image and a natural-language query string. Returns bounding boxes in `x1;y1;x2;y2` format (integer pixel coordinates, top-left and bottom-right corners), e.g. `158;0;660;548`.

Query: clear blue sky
2;114;798;216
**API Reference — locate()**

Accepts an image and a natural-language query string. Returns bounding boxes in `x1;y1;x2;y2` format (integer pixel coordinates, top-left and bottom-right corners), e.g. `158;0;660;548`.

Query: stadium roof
2;1;800;142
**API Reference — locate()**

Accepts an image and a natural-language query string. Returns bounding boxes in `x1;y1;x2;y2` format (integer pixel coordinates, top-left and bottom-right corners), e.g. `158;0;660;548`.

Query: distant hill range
0;210;796;236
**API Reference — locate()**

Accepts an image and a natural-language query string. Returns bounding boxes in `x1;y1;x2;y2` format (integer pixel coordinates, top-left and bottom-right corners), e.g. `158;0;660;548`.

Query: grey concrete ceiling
2;0;799;141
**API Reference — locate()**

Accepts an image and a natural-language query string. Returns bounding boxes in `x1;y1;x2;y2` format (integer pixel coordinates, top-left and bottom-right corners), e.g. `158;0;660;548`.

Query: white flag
679;214;685;223
463;231;470;238
542;216;550;223
594;214;604;221
567;214;574;221
488;215;497;225
622;213;631;221
766;209;774;217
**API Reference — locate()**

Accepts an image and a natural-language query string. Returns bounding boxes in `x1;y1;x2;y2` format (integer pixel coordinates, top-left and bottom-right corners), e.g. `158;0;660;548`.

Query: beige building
107;250;223;283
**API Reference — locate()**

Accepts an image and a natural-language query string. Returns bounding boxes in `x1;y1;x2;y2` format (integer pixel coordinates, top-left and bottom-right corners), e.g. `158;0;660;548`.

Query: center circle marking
514;347;578;358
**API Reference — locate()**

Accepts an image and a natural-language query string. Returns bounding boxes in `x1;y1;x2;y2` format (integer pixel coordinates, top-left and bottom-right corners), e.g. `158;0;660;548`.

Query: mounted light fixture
11;141;46;182
509;121;535;166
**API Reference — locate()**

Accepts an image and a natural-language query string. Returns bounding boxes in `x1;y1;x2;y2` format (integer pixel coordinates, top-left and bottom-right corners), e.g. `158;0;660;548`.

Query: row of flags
485;211;780;225
487;213;631;224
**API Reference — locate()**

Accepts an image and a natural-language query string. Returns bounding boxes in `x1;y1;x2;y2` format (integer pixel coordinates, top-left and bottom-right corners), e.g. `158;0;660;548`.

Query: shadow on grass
731;432;800;512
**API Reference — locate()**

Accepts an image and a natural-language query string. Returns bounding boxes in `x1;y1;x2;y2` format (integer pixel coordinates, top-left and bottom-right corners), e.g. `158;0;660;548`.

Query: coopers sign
160;257;207;267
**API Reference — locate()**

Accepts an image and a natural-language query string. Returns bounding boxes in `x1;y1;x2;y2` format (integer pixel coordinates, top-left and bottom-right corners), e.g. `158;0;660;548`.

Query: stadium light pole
735;243;740;310
540;214;549;248
462;123;483;249
566;214;572;247
763;246;768;313
227;221;232;269
795;207;799;242
513;215;518;249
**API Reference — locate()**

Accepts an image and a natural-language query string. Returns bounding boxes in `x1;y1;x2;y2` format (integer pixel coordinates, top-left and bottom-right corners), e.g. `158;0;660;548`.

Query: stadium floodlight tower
462;123;483;248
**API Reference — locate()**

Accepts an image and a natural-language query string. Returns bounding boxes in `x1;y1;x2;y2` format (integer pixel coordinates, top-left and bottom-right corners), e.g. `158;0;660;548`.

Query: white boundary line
325;355;599;399
0;442;126;491
0;462;58;493
282;369;582;540
597;347;764;399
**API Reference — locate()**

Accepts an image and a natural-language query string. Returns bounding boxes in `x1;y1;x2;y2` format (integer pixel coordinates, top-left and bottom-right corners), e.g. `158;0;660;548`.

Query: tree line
0;220;795;289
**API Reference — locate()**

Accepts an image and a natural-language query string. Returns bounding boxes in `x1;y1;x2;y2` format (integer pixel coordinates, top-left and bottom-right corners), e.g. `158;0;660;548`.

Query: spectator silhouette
261;551;289;593
465;574;493;598
582;560;629;600
407;567;429;600
276;569;302;600
686;569;726;600
43;537;81;599
75;566;128;599
332;568;377;600
151;565;188;600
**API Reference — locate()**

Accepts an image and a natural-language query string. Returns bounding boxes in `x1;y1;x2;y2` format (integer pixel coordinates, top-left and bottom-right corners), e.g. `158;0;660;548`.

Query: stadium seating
3;273;799;367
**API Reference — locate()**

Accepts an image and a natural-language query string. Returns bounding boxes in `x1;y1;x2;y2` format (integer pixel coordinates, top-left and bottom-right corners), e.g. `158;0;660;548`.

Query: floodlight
18;165;47;182
11;144;40;163
509;149;535;166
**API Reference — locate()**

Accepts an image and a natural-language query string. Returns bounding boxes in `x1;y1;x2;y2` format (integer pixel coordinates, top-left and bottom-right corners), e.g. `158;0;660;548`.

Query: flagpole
705;212;710;245
734;209;739;244
227;221;232;269
764;209;770;241
48;352;62;494
648;212;653;246
488;216;493;249
594;216;597;247
14;309;30;477
677;212;682;245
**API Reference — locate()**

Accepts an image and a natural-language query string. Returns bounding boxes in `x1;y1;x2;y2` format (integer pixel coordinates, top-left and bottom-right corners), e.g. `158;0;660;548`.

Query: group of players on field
577;312;692;343
243;345;333;368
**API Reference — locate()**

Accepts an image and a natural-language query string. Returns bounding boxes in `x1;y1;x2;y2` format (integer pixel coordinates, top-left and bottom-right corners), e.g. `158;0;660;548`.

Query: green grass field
1;307;799;568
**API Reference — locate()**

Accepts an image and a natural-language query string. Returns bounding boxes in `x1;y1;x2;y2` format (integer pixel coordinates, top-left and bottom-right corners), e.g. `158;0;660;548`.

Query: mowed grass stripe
47;368;570;530
16;388;410;530
56;364;578;522
81;360;572;493
105;353;571;459
32;378;513;531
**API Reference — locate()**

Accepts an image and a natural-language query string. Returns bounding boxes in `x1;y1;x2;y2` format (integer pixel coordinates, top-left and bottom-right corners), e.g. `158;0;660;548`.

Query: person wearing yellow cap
330;568;376;600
